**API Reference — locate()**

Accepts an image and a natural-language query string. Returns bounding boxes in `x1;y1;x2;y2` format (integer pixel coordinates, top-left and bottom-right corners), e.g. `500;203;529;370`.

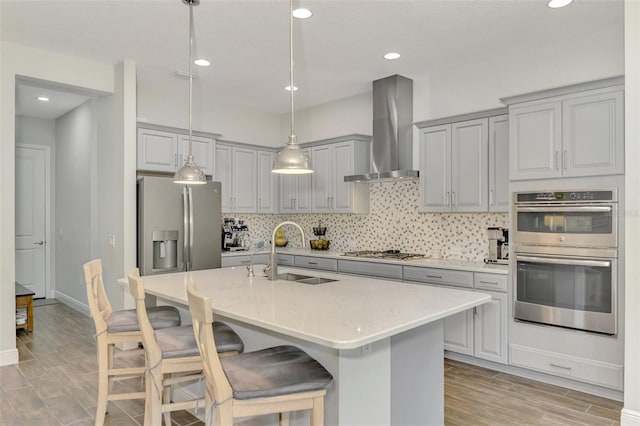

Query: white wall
622;2;640;424
137;74;282;147
0;42;115;366
54;101;94;305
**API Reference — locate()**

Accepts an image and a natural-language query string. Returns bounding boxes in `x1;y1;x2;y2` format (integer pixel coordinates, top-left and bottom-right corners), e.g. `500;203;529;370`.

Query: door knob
34;241;44;246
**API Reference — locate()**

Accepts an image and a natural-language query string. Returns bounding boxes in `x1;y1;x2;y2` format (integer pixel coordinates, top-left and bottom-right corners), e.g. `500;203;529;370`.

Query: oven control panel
515;190;616;203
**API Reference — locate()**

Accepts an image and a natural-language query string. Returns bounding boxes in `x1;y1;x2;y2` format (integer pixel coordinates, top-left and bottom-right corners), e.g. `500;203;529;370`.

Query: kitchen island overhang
119;266;491;425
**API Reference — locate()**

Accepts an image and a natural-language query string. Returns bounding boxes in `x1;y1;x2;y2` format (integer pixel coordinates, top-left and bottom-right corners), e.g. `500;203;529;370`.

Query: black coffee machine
485;227;509;264
222;218;250;251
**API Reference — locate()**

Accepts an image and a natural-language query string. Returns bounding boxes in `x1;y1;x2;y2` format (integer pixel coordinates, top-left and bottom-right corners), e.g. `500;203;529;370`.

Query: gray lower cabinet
337;259;403;281
403;266;508;364
221;253;269;268
294;255;338;272
275;254;295;266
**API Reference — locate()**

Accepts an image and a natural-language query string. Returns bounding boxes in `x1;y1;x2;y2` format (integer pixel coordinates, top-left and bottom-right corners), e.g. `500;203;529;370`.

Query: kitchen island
120;266;491;425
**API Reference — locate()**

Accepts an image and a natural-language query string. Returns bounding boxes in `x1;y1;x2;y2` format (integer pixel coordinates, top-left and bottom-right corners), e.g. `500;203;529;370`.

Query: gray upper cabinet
215;143;257;213
137;128;215;176
256;150;277;213
488;115;509;212
419;118;488;212
507;82;624;181
311;140;369;213
278;148;312;213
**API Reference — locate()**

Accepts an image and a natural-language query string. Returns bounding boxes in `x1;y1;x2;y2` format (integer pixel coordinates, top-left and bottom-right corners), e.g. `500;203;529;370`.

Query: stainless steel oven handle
516;255;611;268
515;206;612;213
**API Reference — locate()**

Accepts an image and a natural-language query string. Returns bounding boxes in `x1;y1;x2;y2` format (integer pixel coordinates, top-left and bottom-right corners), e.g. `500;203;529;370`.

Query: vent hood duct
344;75;418;183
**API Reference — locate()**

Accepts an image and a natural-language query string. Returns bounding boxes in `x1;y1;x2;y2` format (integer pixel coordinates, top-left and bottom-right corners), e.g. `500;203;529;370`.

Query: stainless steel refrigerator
137;176;221;275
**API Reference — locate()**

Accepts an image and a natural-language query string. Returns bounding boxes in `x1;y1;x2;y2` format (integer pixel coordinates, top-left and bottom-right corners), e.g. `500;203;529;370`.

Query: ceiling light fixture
36;96;50;102
272;0;313;175
194;58;210;67
174;0;206;185
547;0;573;8
285;85;298;91
292;8;312;19
384;52;401;60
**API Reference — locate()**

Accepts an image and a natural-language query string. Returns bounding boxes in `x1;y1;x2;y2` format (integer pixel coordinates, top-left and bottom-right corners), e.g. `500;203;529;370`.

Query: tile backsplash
225;180;508;261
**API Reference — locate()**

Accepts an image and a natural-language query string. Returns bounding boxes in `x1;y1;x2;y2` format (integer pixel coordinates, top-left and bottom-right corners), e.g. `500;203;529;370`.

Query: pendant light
272;0;313;175
174;0;207;185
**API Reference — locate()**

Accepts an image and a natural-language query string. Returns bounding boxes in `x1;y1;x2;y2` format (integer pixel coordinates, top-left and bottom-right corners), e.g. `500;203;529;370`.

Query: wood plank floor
1;303;623;425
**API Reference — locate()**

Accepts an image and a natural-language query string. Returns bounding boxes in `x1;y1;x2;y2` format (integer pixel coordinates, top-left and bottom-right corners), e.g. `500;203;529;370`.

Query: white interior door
15;146;47;298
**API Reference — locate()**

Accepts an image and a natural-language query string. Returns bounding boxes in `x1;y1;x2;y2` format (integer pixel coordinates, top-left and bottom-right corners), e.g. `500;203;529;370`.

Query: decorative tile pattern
224;181;508;261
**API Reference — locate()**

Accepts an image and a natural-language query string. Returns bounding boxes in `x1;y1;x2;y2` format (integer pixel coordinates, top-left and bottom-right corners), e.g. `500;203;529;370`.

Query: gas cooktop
342;250;426;261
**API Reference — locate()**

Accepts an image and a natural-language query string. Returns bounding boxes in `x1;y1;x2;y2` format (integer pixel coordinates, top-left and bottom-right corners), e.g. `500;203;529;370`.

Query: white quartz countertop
120;266;491;350
223;247;508;275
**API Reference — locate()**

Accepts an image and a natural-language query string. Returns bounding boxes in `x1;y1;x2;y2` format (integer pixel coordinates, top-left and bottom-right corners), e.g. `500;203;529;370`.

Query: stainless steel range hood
344;75;418;183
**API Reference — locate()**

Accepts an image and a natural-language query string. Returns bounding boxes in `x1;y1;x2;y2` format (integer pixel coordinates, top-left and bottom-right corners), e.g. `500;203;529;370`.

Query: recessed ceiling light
194;58;210;67
285;85;299;91
384;52;401;60
36;96;50;102
292;8;312;19
547;0;573;8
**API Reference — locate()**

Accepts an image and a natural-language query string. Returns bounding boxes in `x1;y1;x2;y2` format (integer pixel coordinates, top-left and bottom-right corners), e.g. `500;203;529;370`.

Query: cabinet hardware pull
445;192;450;206
554;151;559;170
426;275;442;279
452;191;456;206
489;189;494;206
563;149;568;170
308;261;318;265
240;260;250;264
473;307;479;316
175;153;178;170
550;362;572;370
479;280;498;285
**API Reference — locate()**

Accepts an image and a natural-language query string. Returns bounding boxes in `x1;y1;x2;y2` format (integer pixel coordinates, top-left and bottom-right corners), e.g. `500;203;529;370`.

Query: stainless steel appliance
222;218;250;251
342;250;425;261
138;176;221;275
485;227;509;265
513;190;618;335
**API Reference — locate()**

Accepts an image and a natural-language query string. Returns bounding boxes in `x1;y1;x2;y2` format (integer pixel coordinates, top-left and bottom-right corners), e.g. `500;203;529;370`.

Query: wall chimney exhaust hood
344;75;418;183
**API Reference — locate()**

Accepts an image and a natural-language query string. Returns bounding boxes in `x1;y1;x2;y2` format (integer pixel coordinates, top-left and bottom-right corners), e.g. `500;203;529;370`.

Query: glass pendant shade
272;136;313;174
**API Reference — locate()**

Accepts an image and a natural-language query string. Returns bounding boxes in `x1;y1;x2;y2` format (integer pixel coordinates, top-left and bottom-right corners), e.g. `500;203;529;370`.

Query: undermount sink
277;273;337;285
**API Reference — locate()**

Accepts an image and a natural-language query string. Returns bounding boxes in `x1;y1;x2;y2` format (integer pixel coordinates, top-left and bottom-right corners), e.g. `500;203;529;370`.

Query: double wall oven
513;190;618;335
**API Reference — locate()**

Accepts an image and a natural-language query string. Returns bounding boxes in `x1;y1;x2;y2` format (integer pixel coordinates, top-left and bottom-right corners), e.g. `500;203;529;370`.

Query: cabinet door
562;90;624;177
489;115;509;212
178;134;215;176
509;101;562;180
444;309;474;356
419;125;451;212
311;145;333;212
279;175;297;213
137;128;178;173
257;150;277;213
214;144;233;212
232;147;257;213
451;118;488;212
333;142;356;212
474;291;508;364
296;149;313;212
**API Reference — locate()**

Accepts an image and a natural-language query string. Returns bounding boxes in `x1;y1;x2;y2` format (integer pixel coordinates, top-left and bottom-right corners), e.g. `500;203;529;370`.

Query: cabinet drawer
221;253;268;268
510;344;623;390
474;273;508;293
294;256;338;272
276;254;294;266
338;260;403;280
403;266;473;288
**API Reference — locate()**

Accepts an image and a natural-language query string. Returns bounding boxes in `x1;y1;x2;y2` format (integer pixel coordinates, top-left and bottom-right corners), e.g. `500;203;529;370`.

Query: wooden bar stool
83;259;182;426
127;269;244;425
187;282;333;426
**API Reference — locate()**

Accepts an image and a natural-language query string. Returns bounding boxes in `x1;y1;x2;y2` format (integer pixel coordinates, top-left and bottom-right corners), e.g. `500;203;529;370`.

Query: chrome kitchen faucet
266;221;306;280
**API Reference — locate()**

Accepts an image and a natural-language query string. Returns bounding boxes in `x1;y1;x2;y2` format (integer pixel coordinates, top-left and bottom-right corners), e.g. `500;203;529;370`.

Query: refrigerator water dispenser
152;230;178;271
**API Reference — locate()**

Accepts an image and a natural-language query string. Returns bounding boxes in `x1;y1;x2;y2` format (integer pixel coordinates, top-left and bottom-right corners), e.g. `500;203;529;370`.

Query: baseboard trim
621;408;640;426
0;348;19;366
54;291;90;317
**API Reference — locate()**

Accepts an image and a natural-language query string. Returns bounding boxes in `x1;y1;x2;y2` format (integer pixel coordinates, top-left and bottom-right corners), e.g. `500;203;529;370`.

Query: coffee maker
485;227;509;264
222;218;250;251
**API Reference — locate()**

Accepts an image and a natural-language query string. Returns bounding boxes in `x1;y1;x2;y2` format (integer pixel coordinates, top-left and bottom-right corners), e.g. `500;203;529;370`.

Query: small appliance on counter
484;227;509;265
310;221;330;250
222;218;250;251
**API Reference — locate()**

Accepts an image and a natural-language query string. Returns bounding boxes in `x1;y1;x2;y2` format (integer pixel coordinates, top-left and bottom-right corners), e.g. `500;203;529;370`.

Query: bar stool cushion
107;306;181;333
221;345;333;400
156;322;244;359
